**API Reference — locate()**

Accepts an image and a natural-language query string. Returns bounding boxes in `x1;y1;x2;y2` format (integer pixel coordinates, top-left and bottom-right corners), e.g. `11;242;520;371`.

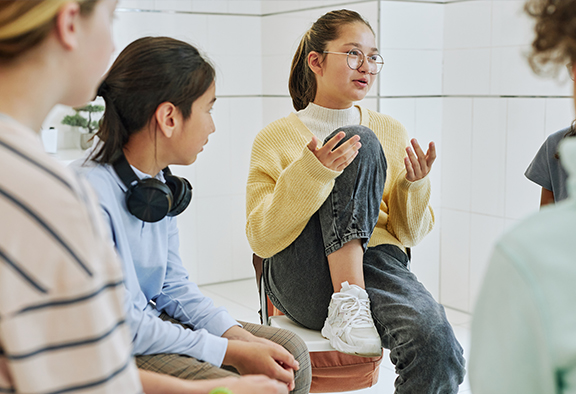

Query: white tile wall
505;98;546;219
100;1;575;307
380;1;444;50
443;1;492;49
441;98;472;212
470;98;507;217
380;49;443;96
469;213;505;308
440;208;471;311
443;48;491;95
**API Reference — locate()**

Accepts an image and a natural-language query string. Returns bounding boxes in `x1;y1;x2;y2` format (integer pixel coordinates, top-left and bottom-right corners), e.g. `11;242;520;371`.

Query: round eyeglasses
323;49;384;75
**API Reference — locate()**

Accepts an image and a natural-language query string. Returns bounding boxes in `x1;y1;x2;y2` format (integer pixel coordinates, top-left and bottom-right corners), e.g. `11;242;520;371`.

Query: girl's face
65;0;116;106
313;22;378;109
173;81;217;165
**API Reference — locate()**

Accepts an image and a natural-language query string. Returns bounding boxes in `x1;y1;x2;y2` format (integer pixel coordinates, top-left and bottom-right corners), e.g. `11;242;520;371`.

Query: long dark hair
91;36;215;164
288;9;373;111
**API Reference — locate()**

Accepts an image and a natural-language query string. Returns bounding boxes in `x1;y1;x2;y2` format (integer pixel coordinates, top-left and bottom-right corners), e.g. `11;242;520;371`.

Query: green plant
61;104;104;134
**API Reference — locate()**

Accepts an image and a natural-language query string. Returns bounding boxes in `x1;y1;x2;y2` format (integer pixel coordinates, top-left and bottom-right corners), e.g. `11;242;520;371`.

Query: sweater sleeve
387;173;434;247
371;111;434;247
246;120;340;258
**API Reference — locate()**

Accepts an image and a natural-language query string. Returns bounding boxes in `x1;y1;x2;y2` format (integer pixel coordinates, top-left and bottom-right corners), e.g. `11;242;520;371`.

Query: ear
154;102;179;139
308;51;324;77
53;2;82;51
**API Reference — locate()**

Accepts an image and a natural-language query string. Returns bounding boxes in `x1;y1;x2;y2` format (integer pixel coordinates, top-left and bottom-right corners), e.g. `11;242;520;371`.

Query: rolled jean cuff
324;230;373;255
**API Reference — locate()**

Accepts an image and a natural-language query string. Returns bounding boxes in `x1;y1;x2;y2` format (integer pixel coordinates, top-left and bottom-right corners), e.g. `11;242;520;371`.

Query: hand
213;375;289;394
404;138;436;182
222;327;298;391
307;132;361;171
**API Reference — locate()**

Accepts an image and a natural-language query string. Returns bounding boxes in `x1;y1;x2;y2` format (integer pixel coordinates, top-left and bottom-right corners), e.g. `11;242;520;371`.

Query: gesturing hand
308;131;361;171
404;138;436;182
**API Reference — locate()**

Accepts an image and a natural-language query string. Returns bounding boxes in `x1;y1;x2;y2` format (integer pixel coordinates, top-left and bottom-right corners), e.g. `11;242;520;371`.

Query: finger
426;141;437;167
322;131;346;151
307;136;319;152
269;362;295;388
270;346;299;371
410;138;428;170
335;149;359;172
406;146;421;175
404;156;415;181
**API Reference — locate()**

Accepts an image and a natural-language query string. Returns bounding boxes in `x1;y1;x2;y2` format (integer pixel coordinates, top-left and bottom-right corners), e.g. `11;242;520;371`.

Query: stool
253;255;383;393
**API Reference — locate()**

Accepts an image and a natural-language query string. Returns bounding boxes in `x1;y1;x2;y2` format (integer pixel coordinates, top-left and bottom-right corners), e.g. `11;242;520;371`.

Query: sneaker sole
321;324;382;358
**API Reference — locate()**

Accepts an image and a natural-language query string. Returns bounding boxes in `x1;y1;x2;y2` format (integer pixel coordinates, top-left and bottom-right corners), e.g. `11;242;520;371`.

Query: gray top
525;127;572;202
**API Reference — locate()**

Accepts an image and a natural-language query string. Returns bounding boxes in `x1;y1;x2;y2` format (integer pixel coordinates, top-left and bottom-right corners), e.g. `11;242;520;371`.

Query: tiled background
44;0;574;314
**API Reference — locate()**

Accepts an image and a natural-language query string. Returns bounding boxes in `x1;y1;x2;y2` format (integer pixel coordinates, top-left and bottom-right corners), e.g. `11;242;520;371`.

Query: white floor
199;278;472;394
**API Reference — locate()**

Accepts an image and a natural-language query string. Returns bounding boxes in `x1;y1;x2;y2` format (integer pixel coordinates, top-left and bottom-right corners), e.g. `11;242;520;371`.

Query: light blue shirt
470;139;576;394
72;160;240;367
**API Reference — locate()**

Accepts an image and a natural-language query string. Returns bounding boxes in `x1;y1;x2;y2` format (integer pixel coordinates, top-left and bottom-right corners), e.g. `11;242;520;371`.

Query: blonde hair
0;0;97;60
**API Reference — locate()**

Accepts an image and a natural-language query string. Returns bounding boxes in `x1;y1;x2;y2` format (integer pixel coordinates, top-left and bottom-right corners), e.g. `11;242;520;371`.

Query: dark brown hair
0;0;98;62
91;36;215;164
288;9;374;111
526;0;576;75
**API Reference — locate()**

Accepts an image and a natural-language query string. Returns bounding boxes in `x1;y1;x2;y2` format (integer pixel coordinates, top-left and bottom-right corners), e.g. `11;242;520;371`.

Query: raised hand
404;138;436;182
308;131;361;171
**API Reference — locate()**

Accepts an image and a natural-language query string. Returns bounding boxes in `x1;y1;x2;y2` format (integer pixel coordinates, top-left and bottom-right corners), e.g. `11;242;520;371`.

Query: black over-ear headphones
112;153;192;223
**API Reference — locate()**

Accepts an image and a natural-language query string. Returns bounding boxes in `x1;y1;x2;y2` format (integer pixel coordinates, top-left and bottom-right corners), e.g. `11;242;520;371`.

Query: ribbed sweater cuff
396;172;430;192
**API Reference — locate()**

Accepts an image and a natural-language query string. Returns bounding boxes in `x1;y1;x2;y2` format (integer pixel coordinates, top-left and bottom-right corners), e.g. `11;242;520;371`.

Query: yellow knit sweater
246;106;434;258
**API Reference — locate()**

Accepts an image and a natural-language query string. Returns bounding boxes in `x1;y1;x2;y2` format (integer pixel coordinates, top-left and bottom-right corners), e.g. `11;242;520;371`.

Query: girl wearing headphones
74;36;310;394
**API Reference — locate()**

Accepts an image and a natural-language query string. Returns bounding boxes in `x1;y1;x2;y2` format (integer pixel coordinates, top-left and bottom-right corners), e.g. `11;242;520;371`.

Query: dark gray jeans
264;125;466;393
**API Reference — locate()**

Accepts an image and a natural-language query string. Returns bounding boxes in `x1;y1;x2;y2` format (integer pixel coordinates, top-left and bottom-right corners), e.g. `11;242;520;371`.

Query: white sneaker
321;281;382;357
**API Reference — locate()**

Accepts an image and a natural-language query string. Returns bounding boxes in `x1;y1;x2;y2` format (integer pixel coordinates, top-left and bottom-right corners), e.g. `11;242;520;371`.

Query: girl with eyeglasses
246;9;465;393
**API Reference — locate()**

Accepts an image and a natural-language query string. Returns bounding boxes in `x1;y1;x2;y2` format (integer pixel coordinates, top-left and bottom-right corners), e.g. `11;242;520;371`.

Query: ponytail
288;9;374;111
90;36;215;164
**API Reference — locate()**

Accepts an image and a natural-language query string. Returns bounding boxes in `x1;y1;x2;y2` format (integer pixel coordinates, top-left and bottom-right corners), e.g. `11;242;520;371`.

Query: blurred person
470;1;576;393
0;2;290;393
525;121;576;206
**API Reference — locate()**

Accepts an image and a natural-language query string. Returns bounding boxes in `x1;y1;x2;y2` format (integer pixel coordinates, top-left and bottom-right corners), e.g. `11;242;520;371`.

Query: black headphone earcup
164;175;192;217
126;178;174;223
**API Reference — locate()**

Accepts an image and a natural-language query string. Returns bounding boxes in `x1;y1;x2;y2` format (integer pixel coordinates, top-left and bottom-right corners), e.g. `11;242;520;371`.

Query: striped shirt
0;115;142;394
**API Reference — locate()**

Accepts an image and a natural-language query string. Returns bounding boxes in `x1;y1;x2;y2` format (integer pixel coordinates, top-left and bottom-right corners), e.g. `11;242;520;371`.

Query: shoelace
332;292;373;335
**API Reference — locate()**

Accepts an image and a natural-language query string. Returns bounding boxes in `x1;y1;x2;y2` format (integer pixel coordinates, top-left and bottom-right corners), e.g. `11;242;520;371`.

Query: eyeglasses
567;63;574;81
323;49;384;75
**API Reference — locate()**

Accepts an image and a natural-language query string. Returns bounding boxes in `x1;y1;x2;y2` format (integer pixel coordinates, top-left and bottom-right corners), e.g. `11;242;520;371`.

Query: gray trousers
264;125;466;394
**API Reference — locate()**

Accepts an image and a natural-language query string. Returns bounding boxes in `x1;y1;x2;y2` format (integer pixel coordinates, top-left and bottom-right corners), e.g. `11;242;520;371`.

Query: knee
326;125;385;165
397;318;466;377
326;125;380;148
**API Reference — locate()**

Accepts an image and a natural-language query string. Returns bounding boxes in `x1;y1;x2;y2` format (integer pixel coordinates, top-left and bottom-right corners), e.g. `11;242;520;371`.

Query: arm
153;218;240;337
540;187;555;207
139;371;289;394
99;206;232;367
246;127;341;257
469;245;556;394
